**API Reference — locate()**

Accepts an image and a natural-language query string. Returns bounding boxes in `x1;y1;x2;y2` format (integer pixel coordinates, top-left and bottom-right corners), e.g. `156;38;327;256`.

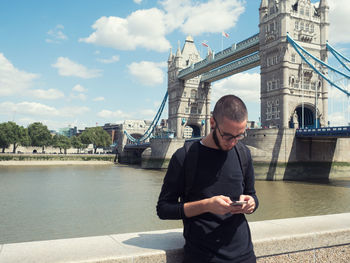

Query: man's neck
201;132;220;150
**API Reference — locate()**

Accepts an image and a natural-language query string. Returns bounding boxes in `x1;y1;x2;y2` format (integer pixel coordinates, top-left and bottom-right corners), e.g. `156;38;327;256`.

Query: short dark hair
212;95;248;124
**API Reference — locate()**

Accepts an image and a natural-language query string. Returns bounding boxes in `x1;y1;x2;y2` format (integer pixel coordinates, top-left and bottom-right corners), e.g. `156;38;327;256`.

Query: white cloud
46;24;68;44
31;89;64;100
329;0;350;44
73;84;87;92
97;55;120;64
134;0;142;4
69;93;87;101
93;96;105;101
0;53;39;96
79;8;170;52
328;111;348;126
0;101;91;118
80;1;245;52
0;101;59;117
97;109;131;119
52;57;102;79
128;61;166;86
60;106;90;117
211;72;260;104
161;0;245;36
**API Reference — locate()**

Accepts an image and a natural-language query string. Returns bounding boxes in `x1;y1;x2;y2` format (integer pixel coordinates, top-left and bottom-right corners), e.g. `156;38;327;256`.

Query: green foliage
70;136;85;153
52;134;71;154
0;123;10;152
79;127;111;153
28;122;52;152
0;121;30;153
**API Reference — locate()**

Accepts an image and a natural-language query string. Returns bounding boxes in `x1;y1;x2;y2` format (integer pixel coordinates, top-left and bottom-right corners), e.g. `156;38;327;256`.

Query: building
259;0;329;128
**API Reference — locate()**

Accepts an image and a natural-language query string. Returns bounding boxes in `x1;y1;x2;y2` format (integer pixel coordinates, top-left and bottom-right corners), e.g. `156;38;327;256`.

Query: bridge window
305;23;309;32
305;8;310;17
183;91;187;97
300;22;304;31
170;91;177;99
185;107;190;114
191;107;198;114
311;82;316;90
300;7;304;16
191;90;196;99
295;21;299;30
291;54;296;63
310;24;314;33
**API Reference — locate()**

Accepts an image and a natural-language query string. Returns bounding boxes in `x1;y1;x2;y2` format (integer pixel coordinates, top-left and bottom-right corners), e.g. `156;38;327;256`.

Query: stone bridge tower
167;36;211;138
259;0;329;128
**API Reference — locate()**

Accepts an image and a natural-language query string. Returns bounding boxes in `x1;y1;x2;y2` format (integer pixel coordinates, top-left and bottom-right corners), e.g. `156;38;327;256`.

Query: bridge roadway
296;126;350;138
177;33;259;81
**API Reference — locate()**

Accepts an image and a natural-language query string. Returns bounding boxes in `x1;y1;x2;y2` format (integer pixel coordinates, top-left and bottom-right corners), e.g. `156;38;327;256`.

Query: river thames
1;164;350;245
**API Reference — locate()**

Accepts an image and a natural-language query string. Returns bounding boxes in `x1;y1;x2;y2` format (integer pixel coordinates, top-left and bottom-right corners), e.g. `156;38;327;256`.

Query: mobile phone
230;201;247;206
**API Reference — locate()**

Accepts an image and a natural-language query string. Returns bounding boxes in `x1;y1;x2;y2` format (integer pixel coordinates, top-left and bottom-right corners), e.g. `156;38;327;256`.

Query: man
157;95;258;263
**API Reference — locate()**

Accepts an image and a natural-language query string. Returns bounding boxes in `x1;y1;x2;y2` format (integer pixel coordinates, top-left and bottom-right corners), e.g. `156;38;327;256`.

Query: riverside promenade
1;213;349;263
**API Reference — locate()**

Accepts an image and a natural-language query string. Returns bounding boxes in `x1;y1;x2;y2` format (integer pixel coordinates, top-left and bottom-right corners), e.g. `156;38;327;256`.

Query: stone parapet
1;213;349;263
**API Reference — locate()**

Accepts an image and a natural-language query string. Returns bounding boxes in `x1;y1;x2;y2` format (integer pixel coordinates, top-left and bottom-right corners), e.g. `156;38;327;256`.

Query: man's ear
210;117;215;130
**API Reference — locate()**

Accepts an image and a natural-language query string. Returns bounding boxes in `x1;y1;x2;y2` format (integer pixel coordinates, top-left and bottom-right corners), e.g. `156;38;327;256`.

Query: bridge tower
259;0;329;128
167;36;211;138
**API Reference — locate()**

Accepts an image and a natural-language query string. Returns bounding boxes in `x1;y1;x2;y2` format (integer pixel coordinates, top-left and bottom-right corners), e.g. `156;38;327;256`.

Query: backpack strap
182;139;200;201
234;141;249;187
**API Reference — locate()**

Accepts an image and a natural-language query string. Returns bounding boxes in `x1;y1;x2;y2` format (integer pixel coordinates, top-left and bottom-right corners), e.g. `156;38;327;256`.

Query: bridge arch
184;124;201;138
290;104;320;129
126;133;143;145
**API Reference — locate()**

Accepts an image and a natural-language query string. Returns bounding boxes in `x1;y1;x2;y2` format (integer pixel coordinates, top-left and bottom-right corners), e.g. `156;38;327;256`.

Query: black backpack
181;139;249;201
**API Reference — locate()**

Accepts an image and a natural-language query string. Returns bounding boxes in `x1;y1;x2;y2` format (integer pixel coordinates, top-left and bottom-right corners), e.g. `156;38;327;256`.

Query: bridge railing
296;126;350;137
178;33;259;79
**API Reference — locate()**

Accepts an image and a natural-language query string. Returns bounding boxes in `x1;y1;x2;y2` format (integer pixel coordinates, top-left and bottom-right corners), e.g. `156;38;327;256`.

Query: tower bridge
122;0;350;176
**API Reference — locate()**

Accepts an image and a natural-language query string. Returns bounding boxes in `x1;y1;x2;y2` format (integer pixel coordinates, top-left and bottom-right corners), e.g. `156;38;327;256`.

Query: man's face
211;116;247;151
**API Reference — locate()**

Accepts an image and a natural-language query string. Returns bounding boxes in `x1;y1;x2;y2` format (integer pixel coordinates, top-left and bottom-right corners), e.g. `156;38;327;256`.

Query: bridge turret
167;36;211;139
259;0;329;129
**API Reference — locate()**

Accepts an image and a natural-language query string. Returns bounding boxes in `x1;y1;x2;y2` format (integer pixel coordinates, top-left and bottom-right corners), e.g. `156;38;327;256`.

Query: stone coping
1;213;350;263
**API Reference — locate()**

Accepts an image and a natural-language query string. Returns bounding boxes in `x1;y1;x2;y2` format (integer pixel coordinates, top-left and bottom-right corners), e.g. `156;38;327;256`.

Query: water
1;164;350;245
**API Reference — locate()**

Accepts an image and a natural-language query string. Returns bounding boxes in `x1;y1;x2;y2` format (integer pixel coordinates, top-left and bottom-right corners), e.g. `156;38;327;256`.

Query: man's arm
183;195;235;217
243;148;259;213
156;151;186;220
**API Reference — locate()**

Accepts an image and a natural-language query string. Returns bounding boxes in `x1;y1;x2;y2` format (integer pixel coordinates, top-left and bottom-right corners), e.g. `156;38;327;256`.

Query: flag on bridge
222;31;229;38
201;42;209;47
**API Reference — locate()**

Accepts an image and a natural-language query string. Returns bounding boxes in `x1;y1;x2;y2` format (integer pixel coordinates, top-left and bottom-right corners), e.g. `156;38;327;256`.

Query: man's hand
229;195;256;214
184;195;256;218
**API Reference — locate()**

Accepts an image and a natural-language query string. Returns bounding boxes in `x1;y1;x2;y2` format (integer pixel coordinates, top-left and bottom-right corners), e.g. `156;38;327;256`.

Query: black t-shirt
156;141;258;263
183;143;255;263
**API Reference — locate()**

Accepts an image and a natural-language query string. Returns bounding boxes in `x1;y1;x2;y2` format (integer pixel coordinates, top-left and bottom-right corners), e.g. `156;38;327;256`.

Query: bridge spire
260;0;268;10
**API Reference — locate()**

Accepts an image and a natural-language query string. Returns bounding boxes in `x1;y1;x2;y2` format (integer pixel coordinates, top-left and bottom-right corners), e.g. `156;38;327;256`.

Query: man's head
210;95;248;151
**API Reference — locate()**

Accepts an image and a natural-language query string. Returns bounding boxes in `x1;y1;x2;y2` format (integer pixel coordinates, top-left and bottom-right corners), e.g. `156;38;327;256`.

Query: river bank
0;153;115;164
0;160;114;166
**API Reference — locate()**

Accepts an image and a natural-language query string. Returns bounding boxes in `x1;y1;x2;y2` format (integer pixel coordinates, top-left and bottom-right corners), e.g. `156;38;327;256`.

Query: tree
79;127;111;153
70;136;85;153
52;134;71;154
0;122;30;153
28;122;52;153
0;123;10;153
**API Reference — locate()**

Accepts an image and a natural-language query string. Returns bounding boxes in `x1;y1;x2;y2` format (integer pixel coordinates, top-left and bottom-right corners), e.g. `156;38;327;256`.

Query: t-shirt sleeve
156;150;186;220
243;147;259;212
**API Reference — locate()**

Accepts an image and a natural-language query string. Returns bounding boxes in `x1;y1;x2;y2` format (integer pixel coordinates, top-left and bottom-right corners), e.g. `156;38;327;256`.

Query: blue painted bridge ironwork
296;126;350;138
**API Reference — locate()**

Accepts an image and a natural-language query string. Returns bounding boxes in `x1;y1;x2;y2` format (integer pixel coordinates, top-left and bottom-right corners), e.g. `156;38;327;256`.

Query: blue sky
0;0;349;131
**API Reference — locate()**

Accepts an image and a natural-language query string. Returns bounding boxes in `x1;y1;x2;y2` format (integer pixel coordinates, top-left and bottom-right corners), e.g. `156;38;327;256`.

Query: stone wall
141;138;186;169
1;213;349;262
